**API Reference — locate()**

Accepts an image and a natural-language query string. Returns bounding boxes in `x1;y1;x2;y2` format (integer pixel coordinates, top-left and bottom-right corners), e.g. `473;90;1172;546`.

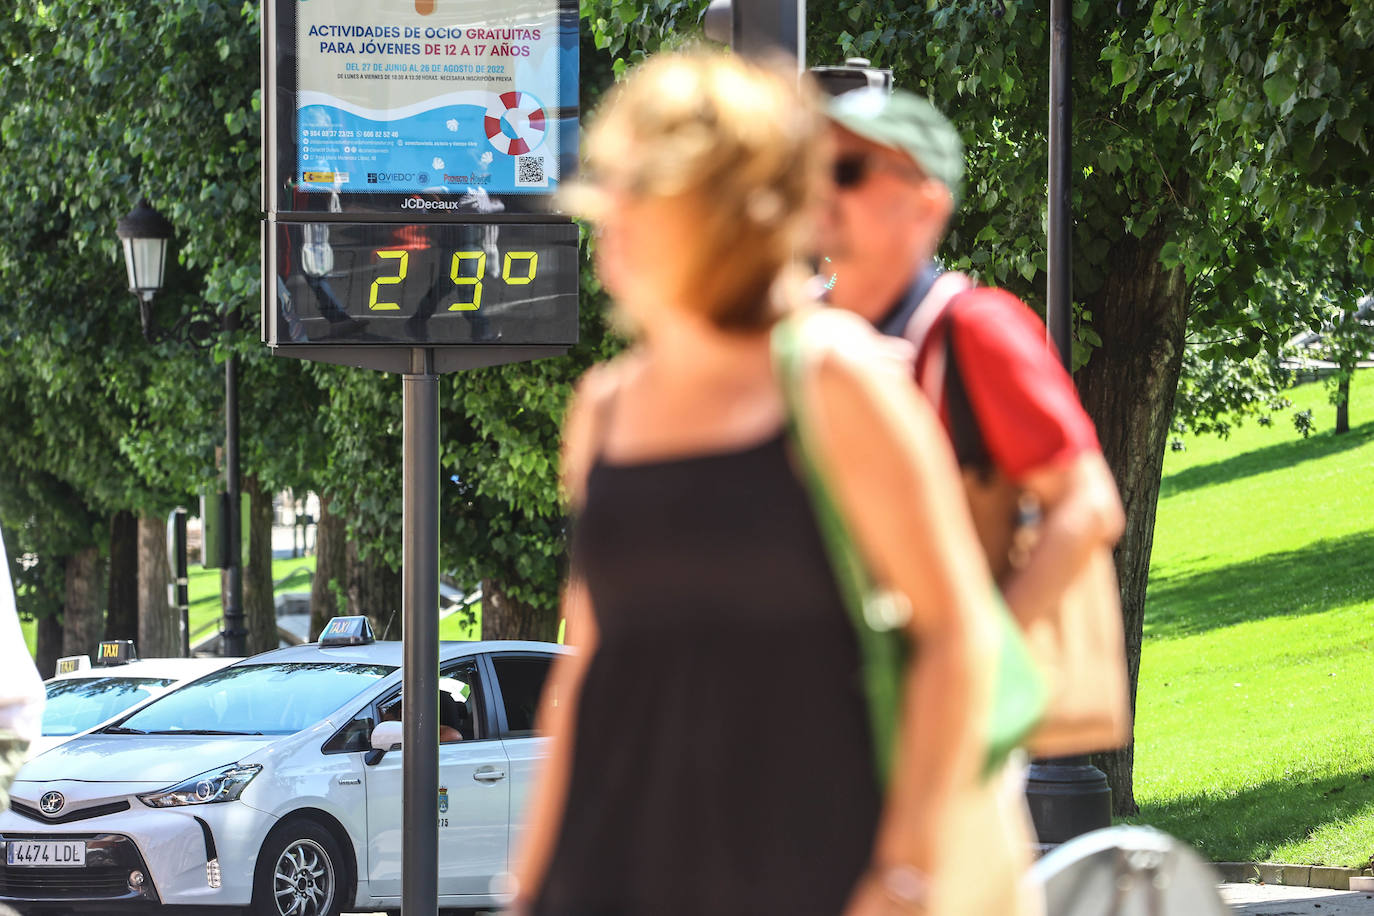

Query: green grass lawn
187;558;482;640
439;604;482;640
21;554;481;653
20;555;321;655
186;555;318;642
1132;371;1374;867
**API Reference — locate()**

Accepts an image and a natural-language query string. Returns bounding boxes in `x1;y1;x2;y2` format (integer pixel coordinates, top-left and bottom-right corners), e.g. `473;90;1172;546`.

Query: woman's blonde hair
565;49;825;331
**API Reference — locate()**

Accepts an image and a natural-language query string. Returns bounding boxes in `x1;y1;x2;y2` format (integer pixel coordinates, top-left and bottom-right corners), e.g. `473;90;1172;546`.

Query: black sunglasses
832;154;870;189
833;153;928;190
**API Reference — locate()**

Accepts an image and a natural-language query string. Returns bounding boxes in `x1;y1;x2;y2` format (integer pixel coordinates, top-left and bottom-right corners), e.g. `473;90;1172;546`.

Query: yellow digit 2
448;251;485;311
502;251;538;285
367;250;408;311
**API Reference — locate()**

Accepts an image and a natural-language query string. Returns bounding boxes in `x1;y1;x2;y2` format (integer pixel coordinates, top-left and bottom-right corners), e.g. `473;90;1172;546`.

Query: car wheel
251;817;346;916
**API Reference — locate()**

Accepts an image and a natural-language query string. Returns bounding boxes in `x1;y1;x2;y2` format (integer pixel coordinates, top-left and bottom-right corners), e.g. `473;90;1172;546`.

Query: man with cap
818;87;1125;916
820;86;1124;665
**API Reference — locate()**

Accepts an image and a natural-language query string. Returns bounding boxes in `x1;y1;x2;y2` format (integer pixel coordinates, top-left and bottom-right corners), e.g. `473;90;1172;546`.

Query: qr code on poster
515;155;547;187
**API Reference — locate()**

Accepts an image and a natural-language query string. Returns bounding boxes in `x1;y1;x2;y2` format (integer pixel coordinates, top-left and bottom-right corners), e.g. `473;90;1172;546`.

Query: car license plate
5;841;86;867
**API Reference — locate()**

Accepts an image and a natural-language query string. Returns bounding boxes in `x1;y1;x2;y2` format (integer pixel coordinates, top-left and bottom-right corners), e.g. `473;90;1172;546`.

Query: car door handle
473;767;507;783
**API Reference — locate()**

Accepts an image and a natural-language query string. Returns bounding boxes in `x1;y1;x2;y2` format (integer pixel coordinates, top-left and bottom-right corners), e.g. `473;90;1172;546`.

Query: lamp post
1025;0;1115;848
117;198;247;658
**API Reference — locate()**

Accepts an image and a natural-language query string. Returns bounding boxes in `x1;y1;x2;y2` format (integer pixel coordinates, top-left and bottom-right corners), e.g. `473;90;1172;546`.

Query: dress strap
586;368;623;464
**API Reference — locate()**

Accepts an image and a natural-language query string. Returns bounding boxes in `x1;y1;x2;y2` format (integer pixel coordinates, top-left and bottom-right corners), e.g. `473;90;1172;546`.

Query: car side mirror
365;720;403;765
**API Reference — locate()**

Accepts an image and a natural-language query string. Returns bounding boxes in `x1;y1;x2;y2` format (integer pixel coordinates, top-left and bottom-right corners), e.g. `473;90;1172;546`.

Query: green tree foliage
3;0;1365;810
0;1;329;637
1171;345;1290;444
1298;271;1373;435
0;0;618;640
584;0;1372;812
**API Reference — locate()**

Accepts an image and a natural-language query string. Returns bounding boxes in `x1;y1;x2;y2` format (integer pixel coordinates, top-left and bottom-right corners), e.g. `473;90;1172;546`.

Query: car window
42;677;175;736
490;656;552;738
115;662;395;736
322;713;374;754
373;660;483;743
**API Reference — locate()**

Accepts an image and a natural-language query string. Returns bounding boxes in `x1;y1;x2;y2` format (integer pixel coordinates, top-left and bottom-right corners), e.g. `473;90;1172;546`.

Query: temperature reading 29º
271;220;577;347
365;248;540;313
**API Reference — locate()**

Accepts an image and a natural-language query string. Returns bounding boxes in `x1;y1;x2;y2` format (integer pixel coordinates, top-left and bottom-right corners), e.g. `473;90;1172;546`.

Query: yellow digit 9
367;250;408;311
448;251;485;311
502;251;538;285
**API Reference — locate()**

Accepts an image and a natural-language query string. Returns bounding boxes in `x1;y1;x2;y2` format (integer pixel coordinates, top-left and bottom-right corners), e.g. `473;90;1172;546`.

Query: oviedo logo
39;791;65;816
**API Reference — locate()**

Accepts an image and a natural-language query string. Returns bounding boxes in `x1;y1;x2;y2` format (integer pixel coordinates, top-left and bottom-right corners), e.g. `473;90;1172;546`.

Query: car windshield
112;662;395;736
43;677;176;736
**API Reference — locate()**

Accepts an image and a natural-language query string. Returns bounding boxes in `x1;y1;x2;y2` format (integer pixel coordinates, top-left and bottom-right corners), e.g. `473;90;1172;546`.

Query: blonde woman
512;51;1004;916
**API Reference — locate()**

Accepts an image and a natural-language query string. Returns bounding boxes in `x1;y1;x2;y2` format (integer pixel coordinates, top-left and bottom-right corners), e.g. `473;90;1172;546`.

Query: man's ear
913;179;955;230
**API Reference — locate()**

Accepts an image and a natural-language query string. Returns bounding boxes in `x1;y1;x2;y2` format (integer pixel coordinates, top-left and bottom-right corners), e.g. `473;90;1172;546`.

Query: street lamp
116;199;172;301
116;197;247;658
117;199;182;346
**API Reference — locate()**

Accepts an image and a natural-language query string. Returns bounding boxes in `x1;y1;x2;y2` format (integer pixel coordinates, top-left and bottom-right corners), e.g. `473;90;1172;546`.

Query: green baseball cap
826;87;964;201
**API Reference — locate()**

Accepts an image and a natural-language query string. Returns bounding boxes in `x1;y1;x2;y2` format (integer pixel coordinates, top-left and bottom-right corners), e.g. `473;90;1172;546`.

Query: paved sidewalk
343;886;1374;915
1222;882;1374;914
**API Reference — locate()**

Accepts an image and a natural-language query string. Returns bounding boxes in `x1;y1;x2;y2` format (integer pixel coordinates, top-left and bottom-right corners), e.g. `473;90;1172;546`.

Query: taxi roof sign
318;616;375;648
96;640;138;667
55;655;91;675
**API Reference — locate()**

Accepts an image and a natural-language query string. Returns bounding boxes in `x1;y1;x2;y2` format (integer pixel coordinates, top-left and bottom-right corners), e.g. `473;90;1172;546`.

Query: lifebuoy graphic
484;91;547;157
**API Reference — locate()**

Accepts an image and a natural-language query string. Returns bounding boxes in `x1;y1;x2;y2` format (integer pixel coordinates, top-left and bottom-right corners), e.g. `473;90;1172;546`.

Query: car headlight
137;764;262;808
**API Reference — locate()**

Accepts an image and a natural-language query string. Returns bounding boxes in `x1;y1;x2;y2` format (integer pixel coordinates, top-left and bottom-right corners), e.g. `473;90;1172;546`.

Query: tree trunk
104;510;138;641
243;476;278;655
61;547;103;660
137;514;178;656
482;578;557;642
1076;231;1189;817
309;495;348;640
35;613;63;679
1335;372;1351;434
346;540;402;640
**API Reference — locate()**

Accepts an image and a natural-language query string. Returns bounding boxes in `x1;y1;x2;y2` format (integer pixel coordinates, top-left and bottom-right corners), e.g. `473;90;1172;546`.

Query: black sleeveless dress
533;432;881;916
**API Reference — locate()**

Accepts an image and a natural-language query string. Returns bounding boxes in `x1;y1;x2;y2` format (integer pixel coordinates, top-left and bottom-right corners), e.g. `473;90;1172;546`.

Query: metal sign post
261;2;578;912
402;347;440;912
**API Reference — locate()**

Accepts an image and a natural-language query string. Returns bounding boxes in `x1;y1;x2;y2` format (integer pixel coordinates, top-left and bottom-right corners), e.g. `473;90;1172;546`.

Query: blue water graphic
297;102;558;195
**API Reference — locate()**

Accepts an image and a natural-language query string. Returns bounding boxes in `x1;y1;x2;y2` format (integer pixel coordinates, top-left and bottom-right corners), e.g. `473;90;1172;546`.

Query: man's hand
1002;451;1124;624
845;868;929;916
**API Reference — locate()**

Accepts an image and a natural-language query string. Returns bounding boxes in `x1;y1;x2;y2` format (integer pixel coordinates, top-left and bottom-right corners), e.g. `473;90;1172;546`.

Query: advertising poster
294;0;573;200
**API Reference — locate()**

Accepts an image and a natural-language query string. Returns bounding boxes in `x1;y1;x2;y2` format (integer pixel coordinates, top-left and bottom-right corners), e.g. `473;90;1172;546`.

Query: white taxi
0;618;561;914
32;646;241;757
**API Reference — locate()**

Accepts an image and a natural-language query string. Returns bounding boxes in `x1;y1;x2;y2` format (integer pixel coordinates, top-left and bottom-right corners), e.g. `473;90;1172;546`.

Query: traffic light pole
704;0;804;62
1026;0;1114;848
222;308;247;657
1045;0;1073;366
168;509;190;657
401;347;440;916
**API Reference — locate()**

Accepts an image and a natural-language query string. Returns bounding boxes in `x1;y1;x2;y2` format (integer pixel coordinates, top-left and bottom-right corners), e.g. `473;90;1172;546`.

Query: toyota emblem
38;791;65;816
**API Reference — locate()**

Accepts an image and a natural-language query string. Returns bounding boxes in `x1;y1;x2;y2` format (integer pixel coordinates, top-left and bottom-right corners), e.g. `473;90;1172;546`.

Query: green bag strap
771;315;907;786
771;315;1045;784
984;602;1047;773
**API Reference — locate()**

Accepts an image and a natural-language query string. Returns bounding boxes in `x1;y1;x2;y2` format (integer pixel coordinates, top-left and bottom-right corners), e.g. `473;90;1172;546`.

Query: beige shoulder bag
905;275;1130;758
